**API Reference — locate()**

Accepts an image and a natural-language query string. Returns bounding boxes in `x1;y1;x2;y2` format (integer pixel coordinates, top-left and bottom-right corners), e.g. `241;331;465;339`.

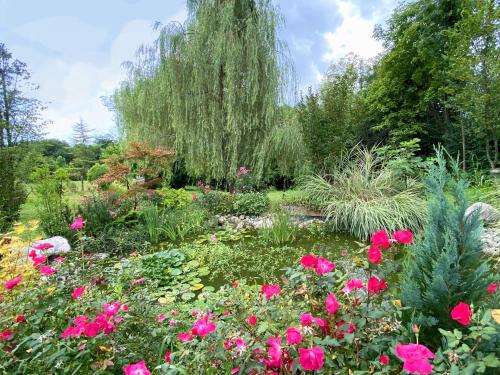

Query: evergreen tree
71;118;96;190
72;117;93;145
401;149;491;342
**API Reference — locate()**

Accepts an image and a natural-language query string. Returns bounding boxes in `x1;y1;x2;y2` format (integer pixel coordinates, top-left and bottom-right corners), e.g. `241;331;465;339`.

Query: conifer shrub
400;150;492;340
0;148;26;232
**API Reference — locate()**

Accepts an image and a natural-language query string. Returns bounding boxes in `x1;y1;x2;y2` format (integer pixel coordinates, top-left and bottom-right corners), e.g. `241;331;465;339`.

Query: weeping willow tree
114;0;292;183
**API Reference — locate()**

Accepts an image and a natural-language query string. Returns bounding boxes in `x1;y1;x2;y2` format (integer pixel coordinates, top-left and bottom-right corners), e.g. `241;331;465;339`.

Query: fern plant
400;150;492;341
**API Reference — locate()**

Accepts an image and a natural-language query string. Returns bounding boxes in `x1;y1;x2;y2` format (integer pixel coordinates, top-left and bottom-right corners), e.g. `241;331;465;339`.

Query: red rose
450;302;472;325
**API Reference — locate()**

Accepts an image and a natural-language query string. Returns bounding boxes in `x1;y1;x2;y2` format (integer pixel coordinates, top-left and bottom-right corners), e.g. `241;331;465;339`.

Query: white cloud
10;9;187;141
322;0;384;63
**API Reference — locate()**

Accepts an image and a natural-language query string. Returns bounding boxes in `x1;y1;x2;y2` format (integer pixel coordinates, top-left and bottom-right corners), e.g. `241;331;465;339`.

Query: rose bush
0;227;498;374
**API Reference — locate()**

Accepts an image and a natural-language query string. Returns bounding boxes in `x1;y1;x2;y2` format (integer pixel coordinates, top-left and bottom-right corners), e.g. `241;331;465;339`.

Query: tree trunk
460;118;466;171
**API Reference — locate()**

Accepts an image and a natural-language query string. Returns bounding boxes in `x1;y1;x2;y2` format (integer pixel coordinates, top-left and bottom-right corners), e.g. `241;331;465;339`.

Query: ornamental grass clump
298;146;426;239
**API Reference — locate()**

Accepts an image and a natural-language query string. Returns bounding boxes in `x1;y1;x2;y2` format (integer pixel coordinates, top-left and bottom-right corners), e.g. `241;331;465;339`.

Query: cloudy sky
1;0;397;141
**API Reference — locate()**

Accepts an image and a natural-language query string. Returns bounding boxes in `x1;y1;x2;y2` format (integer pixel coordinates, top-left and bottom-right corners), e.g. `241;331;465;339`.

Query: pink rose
4;275;23;290
315;257;335;275
371;230;391;249
487;283;497;293
39;265;56;276
71;287;85;299
286;327;302;345
392;229;413;244
450;302;472;326
300;254;318;269
69;215;85;230
368;245;382;265
123;361;151;375
325;293;340;315
261;284;281;300
299;347;324;371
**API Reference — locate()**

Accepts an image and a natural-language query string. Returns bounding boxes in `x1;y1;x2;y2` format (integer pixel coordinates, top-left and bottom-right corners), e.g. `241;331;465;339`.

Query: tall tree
297;55;373;172
0;43;47;147
115;0;289;183
447;0;499;170
368;0;466;153
71;118;95;190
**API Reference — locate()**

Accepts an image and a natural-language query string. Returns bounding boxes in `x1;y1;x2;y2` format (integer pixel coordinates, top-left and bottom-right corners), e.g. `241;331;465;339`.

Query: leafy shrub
159;187;192;209
299;146;426;239
30;166;73;237
234;167;259;192
0;149;26;232
401;151;492;341
199;191;234;214
86;163;108;182
232;192;270;216
78;193;116;237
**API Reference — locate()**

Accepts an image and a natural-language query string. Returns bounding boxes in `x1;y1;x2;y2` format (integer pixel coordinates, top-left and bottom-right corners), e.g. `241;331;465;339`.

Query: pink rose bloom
299;347;324;371
368;245;382;265
371;230;391;249
392;229;413;244
367;276;387;295
286;327;302;345
342;278;364;294
300;254;318;269
123;360;151;375
178;332;193;342
313;317;326;327
0;330;13;341
15;314;25;323
122;304;129;312
396;343;435;375
32;255;47;267
71;287;85;299
83;322;100;337
33;242;54;250
53;256;65;263
169;320;177;326
94;313;116;334
315;257;335;275
69;215;85;230
191;316;216;337
4;275;23;290
156;314;166;323
487;283;497;293
103;302;121;316
347;322;356;334
73;316;88;325
300;313;313;326
247;315;257;326
231;368;240;375
164;351;172;363
450;302;472;326
261;284;281;300
39;265;56;276
265;336;283;369
325;293;340;315
131;277;145;286
380;354;389;365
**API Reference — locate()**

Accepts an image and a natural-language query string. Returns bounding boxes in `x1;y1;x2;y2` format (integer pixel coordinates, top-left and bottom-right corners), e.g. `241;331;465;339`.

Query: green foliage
401;150;491;338
30;166;73;237
161;207;206;242
0;148;26;232
232;192;270;216
78;194;115;237
299;146;426;239
139;203;162;244
199;191;234;215
83;226;150;255
114;0;290;182
159;187;191;209
433;309;500;374
297;56;372;172
86;163;108;182
259;211;297;245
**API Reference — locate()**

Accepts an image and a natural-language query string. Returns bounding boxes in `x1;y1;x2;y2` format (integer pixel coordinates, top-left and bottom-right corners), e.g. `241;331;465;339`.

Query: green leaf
181;292;195;301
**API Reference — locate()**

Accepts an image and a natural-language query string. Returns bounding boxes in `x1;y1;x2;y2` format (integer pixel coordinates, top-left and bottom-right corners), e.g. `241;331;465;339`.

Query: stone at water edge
465;202;500;226
30;236;71;255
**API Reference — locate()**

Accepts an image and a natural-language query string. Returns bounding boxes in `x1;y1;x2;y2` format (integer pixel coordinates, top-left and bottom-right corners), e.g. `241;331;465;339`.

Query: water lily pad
170;268;182;276
198;267;210;276
190;283;204;291
189;277;202;285
202;286;215;293
181;292;196;301
185;260;200;268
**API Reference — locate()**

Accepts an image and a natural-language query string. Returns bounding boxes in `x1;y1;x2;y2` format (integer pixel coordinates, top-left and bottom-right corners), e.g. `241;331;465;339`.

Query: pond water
175;227;365;289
